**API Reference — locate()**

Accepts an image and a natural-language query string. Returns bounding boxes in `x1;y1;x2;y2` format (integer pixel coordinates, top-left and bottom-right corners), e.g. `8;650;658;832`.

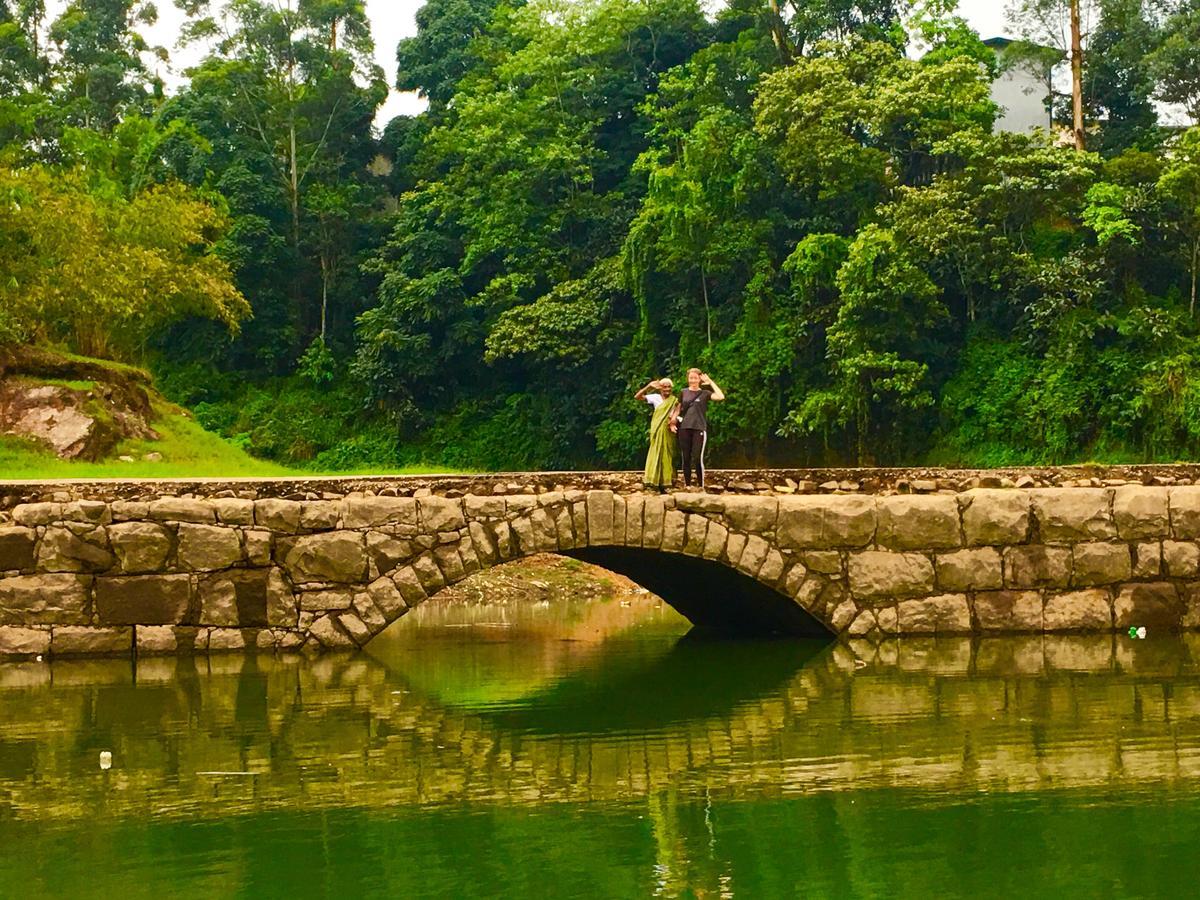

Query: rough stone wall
4;475;1200;656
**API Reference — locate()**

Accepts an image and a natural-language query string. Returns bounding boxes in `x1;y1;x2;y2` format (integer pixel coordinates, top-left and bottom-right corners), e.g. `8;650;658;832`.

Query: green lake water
4;593;1200;898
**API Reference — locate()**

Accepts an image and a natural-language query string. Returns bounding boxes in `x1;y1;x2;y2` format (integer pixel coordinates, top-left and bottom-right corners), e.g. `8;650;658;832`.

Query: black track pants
678;428;706;487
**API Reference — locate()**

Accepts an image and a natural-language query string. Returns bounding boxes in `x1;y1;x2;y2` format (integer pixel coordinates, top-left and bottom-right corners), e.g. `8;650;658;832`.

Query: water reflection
3;622;1200;826
9;594;1200;896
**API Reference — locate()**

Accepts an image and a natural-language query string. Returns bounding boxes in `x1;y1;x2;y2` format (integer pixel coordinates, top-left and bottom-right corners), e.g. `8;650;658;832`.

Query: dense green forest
5;0;1200;471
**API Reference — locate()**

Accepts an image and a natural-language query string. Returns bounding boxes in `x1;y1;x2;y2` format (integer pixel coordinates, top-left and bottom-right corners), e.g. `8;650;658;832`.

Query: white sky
58;0;1016;129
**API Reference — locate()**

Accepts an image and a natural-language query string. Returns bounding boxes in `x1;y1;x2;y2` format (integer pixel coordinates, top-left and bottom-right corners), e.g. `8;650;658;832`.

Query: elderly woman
634;377;680;492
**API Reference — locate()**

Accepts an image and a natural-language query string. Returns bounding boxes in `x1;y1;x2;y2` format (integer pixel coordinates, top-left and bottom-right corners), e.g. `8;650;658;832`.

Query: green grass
0;402;460;480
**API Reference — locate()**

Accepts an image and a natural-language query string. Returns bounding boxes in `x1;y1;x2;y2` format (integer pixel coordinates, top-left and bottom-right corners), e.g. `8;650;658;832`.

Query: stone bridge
6;465;1200;657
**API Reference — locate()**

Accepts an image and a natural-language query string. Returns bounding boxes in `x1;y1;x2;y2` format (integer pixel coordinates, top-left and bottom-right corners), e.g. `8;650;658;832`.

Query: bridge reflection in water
2;623;1200;821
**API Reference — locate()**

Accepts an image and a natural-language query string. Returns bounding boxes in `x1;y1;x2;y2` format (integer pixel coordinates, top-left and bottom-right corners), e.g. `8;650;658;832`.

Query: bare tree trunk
766;0;793;64
1192;236;1198;318
700;264;712;346
320;254;329;340
1070;0;1085;151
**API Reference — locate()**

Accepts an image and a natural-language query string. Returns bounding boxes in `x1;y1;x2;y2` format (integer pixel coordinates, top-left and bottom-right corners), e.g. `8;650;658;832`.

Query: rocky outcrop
0;348;159;460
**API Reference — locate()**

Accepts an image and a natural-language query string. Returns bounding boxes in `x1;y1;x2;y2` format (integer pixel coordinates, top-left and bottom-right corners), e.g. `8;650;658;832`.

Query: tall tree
49;0;162;132
170;0;386;367
1008;0;1100;149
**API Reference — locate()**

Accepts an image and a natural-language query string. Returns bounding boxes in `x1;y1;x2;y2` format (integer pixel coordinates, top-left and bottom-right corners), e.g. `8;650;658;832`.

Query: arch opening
566;547;832;638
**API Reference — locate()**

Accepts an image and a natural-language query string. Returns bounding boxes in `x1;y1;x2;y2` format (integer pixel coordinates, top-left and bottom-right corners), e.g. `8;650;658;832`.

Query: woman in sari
634;377;680;492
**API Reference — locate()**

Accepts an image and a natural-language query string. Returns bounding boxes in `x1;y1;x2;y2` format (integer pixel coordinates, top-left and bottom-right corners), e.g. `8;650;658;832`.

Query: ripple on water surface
5;591;1200;896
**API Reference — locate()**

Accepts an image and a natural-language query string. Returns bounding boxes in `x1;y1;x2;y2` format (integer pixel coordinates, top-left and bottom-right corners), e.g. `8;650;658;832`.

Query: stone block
0;625;50;656
300;501;340;530
337;612;372;647
206;628;248;651
702;521;728;561
492;521;515;559
13;502;61;526
64;500;110;524
611;495;628;545
848;551;935;599
960;489;1030;546
973;590;1043;631
254;498;303;533
368;576;408;620
199;570;271;626
683;515;708;556
95;574;190;625
934;548;1003;591
802;551;843;575
1170;486;1200;539
554;507;575;550
366;532;413;575
212;498;255;525
1134;542;1162;578
587;490;615;545
1043;589;1112;631
1114;582;1183;630
642;497;665;547
1112;486;1169;540
759;549;786;585
411;553;445;593
530;508;558;551
244;530;272;566
353;593;389;635
418;496;465;532
136;625;201;655
433;544;466;583
0;527;36;571
661;510;686;553
738;535;770;577
177;523;243;572
342;495;417;529
465;495;506;519
1004;545;1071;589
776;495;876;549
673;493;725;514
1164;540;1200;578
52;625;132;656
391;566;428;608
0;574;90;625
896;595;971;634
830;599;859;631
1071;542;1132;587
468;522;498;565
36;526;114;573
571;502;588;548
267;569;296;627
308;615;355;649
876;495;961;550
624;495;645;546
148;498;215;524
723;533;747;568
1030;488;1115;541
110;501;148;521
718;496;779;533
107;522;171;574
510;516;534;553
283;532;367;584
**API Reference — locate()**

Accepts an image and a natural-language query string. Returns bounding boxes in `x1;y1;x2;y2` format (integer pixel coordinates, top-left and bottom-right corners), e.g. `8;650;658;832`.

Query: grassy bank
0;402;458;480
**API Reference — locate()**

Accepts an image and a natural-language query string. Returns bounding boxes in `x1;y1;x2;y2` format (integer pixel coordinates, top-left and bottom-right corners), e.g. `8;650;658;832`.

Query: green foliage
5;0;1200;474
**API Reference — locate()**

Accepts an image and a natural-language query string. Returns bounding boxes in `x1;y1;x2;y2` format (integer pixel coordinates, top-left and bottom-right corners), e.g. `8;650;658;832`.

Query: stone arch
298;489;841;650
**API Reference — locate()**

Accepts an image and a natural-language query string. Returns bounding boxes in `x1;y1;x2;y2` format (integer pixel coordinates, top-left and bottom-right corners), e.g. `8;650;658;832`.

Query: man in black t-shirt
676;368;725;489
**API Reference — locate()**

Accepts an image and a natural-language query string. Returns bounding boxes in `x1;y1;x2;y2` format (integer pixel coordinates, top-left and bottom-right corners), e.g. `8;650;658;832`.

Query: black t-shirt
678;388;711;431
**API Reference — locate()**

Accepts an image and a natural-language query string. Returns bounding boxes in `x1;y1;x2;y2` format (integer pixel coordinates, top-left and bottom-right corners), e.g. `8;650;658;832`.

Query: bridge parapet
3;469;1200;656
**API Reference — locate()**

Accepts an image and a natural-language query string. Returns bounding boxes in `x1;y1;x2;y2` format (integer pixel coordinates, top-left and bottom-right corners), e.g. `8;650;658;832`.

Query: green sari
643;395;678;490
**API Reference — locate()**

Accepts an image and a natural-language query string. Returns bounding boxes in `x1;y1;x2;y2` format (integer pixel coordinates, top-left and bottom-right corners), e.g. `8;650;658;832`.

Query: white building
984;37;1057;135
